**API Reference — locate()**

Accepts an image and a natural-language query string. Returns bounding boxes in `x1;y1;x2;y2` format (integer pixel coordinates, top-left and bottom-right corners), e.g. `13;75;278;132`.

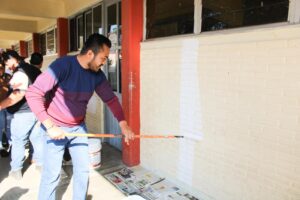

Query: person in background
0;58;11;152
0;50;43;180
27;52;43;163
30;52;43;70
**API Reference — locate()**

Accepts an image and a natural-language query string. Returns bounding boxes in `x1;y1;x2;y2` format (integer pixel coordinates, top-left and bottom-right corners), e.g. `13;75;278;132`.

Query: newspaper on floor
141;179;198;200
166;191;199;200
104;167;199;200
105;167;164;194
105;173;137;194
140;179;179;200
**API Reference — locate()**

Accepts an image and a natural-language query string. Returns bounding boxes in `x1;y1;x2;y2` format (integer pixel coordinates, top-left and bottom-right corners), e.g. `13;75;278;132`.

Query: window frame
68;3;104;53
13;43;20;55
76;14;84;50
26;39;33;56
68;17;77;52
145;0;195;39
46;29;56;55
84;10;93;41
289;0;300;23
39;25;57;56
143;0;299;40
92;3;104;35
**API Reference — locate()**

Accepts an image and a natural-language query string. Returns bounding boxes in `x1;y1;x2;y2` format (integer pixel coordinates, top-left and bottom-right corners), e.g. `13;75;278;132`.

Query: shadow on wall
0;187;29;200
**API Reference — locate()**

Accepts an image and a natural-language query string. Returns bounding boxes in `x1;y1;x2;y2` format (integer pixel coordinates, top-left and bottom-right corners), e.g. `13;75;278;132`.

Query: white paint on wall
177;38;201;185
179;38;202;141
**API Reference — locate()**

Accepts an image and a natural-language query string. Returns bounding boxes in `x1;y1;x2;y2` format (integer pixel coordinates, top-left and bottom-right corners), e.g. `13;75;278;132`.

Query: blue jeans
5;111;12;145
10;112;43;171
0;110;5;149
38;123;89;200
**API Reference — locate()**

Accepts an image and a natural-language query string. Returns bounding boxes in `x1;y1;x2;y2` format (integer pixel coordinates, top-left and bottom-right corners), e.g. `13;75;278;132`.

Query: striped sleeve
95;79;125;122
25;61;60;122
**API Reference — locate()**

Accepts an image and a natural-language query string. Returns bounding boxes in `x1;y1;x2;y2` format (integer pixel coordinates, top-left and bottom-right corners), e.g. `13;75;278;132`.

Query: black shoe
0;148;10;157
63;148;71;162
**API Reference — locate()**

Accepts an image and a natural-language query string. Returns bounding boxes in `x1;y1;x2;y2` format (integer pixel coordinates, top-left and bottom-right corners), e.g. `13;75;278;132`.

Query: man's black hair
2;50;22;62
80;33;112;55
30;52;43;65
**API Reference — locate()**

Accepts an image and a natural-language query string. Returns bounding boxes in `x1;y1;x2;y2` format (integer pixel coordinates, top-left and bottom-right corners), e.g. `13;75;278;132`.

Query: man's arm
0;90;25;110
0;71;28;110
26;64;66;140
95;79;134;144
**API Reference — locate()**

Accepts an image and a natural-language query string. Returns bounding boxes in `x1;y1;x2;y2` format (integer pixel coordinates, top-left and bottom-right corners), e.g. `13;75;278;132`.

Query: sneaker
9;170;22;180
2;141;8;148
0;148;10;157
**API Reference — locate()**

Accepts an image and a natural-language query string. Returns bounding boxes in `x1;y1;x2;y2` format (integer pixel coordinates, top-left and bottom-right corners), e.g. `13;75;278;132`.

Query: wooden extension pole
65;133;184;139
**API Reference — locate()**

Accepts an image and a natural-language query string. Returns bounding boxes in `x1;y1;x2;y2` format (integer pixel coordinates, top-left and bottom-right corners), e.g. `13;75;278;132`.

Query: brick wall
40;54;58;71
140;24;300;200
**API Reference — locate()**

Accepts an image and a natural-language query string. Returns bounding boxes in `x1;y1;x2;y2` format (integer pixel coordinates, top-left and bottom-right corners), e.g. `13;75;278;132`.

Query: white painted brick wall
86;93;104;133
140;24;300;200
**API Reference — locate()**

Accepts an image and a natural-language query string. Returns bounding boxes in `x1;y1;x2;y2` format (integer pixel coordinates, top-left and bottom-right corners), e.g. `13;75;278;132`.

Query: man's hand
119;121;135;145
47;126;66;140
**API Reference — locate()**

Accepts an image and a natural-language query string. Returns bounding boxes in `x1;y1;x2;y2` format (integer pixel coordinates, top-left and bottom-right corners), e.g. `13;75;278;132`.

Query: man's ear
87;50;95;58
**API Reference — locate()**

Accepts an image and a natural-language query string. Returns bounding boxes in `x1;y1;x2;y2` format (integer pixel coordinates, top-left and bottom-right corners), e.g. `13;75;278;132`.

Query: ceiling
0;0;100;48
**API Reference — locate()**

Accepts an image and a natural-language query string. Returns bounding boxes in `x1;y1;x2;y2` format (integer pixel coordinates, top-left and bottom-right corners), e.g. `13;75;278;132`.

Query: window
55;28;58;53
40;33;46;55
145;0;290;38
202;0;289;32
39;28;57;56
14;43;20;55
69;4;104;52
146;0;194;39
85;10;93;40
46;29;55;54
69;18;77;52
27;40;33;56
93;5;103;34
107;4;118;91
77;15;84;50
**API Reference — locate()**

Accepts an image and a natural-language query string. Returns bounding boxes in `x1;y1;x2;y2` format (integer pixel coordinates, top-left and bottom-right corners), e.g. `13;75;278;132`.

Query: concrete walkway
0;148;126;200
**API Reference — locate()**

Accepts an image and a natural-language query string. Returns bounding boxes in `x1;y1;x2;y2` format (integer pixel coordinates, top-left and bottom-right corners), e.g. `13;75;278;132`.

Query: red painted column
122;0;143;166
57;18;69;57
19;40;28;58
32;33;40;53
